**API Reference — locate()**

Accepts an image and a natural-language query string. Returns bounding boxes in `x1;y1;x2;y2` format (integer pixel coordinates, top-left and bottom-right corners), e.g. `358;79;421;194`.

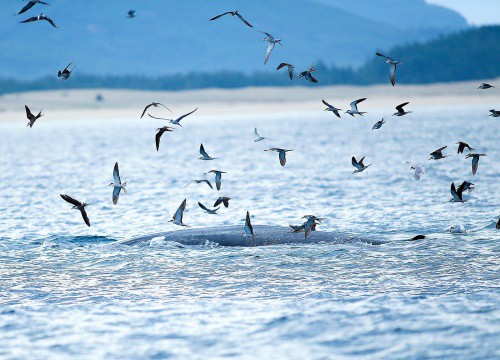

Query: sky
427;0;499;25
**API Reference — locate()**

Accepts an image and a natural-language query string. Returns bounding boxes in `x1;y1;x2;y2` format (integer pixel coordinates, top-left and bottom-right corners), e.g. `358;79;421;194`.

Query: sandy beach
0;79;498;122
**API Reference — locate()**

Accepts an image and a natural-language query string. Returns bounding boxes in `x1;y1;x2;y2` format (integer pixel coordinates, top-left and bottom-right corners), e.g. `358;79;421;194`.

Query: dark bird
372;118;385;130
20;13;57;28
393;102;412;116
206;170;226;191
376;52;401;86
450;183;466;203
127;10;136;19
352;156;371;173
57;62;75;81
140;102;172;119
465;153;486;175
265;148;293;166
24;105;43;128
108;162;127;205
60;194;90;227
198;202;219;215
477;83;494;89
261;32;282;65
169;199;187;226
429;146;449;160
16;1;49;15
198;143;217;161
489;109;500;117
155;126;175;151
148;108;198;126
456;141;474;154
345;98;367;116
410;235;426;241
243;211;254;237
210;10;253;28
276;63;295;80
458;180;475;193
322;100;342;118
297;66;318;83
184;179;213;189
214;197;231;208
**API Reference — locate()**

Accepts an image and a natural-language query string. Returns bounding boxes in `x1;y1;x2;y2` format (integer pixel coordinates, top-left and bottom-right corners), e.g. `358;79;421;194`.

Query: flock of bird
16;2;500;236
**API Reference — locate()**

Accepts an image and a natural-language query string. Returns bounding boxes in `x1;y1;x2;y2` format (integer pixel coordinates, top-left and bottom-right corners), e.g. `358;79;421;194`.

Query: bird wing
276;63;289;70
279;150;286;166
173;199;186;222
433;146;447;155
202;180;213;189
63;62;72;72
358;156;366;167
158;103;173;113
20;16;38;23
287;66;294;80
210;12;233;21
113;162;121;184
260;31;273;40
254;128;260;138
450;183;460;201
148;114;170;121
245;211;254;236
60;194;82;207
376;52;393;61
44;16;57;28
198;202;209;211
235;12;253;27
350;98;366;112
390;63;397;86
112;187;121;205
25;105;34;121
80;208;91;227
177;108;198;122
199;143;210;158
141;103;153;118
264;42;275;65
215;173;222;191
472;156;479;175
395;102;408;113
457;142;465;154
155;129;164;151
308;73;318;83
222;198;230;208
214;198;223;207
18;1;36;15
352;157;363;171
322;99;332;108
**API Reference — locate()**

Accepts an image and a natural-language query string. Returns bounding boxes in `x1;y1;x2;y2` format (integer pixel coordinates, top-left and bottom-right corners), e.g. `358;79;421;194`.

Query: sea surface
0;105;499;359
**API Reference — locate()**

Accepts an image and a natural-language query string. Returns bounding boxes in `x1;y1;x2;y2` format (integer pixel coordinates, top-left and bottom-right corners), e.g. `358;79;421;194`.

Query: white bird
206;170;226;191
429;146;450;160
322;100;342;118
16;1;49;15
352;156;371;173
253;128;268;142
376;52;401;86
198;143;217;160
393;102;412;116
57;62;75;81
261;32;282;65
20;13;57;27
450;183;466;203
24;105;43;128
148;108;198;126
243;211;254;237
345;98;367;116
465;153;486;175
60;194;90;227
169;199;187;226
276;63;295;80
265;148;293;166
108;162;127;205
198;202;219;215
184;179;213;189
405;162;425;180
372;118;385;130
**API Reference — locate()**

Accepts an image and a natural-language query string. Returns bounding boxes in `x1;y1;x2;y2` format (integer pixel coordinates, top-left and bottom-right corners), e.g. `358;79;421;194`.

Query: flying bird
148;107;198;126
297;66;318;83
393;102;412;116
405;162;425;180
184;179;213;189
24;105;43;128
376;52;401;86
429;146;449;160
108;162;127;205
276;63;295;80
214;196;231;208
322;100;342;118
290;221;318;234
477;83;494;89
140;102;172;119
60;194;90;227
206;170;226;191
169;199;187;226
489;109;500;117
261;32;282;65
57;62;75;81
450;183;466;203
345;98;367;116
155;126;175;151
458;180;475;193
352;156;371;174
20;13;57;28
301;215;324;238
127;10;136;19
243;211;254;237
198;202;219;215
264;148;293;166
253;128;269;142
17;1;49;16
198;143;217;160
210;10;253;28
465;153;486;175
372;118;385;130
456;141;474;154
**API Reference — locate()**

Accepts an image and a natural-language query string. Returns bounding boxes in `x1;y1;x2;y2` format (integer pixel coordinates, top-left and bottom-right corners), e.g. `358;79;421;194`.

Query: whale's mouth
116;225;386;247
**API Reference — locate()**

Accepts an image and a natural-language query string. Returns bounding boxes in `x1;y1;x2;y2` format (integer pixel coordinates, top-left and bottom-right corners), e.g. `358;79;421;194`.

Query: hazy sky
427;0;499;25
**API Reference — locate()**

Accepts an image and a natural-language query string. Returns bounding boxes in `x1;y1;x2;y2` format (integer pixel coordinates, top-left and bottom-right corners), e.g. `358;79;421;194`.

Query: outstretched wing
214;197;223;207
278;150;286;166
198;202;209;211
199;143;210;158
215;173;222;191
112;187;121;205
80;208;91;227
245;211;254;236
149;114;170;121
141;103;153;118
177;108;198;122
210;12;233;21
276;63;289;70
395;102;408;113
352;157;363;171
390;63;397;86
60;194;82;207
376;52;393;61
222;198;230;208
155;129;164;151
44;16;57;28
471;156;479;175
18;1;36;15
113;162;121;184
173;199;186;222
450;183;462;201
25;105;34;120
20;16;38;23
350;98;366;111
264;42;275;65
235;12;253;27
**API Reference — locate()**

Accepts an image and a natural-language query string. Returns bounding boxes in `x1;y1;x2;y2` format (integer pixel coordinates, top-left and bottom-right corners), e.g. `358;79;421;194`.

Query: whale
116;225;387;247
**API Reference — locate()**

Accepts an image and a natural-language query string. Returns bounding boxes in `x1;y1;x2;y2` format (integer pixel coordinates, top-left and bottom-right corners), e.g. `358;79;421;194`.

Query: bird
322;100;342;118
297;66;318;83
429;146;449;160
184;179;213;189
253;128;269;142
127;10;136;19
352;156;371;173
243;211;254;237
60;194;90;227
376;52;401;86
57;62;75;81
198;143;217;160
458;180;475;193
405;162;425;180
301;215;324;238
264;148;293;166
477;83;494;89
450;183;466;203
410;235;426;241
16;1;49;16
456;141;474;154
465;153;486;175
24;105;43;128
205;170;226;191
261;32;282;65
210;10;253;28
108;162;127;205
148;108;198;126
198;202;219;215
489;109;500;117
140;102;172;119
276;63;295;80
155;126;175;151
289;221;318;233
345;98;367;116
214;197;231;208
20;13;57;28
169;199;187;226
393;102;412;116
372;118;385;130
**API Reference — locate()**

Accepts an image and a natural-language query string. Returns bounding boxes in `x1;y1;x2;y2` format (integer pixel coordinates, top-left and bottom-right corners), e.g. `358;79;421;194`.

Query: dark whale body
117;225;386;247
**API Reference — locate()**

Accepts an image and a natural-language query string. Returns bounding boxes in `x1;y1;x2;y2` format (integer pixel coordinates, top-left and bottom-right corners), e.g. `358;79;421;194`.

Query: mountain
0;0;468;78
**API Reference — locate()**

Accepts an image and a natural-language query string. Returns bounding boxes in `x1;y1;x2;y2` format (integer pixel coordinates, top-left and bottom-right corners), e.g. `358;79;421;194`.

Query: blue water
0;106;499;359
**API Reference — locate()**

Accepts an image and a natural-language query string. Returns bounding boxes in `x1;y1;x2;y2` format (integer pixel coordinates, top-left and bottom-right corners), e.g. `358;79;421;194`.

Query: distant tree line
0;26;498;95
